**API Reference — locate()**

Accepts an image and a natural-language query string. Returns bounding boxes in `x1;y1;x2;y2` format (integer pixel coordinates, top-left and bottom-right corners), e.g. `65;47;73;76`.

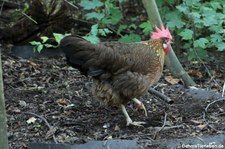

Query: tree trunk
142;0;196;86
0;53;9;149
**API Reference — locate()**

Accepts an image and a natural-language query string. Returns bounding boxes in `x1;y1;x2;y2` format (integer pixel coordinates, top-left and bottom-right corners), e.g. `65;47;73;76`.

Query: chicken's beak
168;40;173;44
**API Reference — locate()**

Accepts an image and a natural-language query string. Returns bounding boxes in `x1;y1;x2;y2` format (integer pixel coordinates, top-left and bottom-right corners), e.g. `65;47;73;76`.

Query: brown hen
60;25;173;126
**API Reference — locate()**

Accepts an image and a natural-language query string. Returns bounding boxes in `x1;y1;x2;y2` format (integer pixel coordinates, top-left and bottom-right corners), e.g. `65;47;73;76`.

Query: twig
222;82;225;97
205;98;225;112
154;125;183;131
24;112;58;143
21;12;38;24
202;112;221;133
0;1;5;16
64;0;78;9
148;88;174;104
202;97;225;132
153;113;167;139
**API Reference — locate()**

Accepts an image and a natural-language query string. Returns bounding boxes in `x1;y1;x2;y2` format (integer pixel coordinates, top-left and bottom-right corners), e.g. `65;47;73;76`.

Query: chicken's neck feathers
142;39;165;67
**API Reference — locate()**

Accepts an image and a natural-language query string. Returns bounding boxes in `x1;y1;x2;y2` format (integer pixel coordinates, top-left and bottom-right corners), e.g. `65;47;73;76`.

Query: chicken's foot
132;98;148;117
121;104;146;127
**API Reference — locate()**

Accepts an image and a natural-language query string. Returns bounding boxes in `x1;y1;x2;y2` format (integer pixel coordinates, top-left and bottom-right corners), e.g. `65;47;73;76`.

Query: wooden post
0;53;9;149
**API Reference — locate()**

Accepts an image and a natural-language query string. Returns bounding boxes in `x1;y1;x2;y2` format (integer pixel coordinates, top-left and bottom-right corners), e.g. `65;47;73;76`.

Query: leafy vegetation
78;0;152;44
30;33;70;52
31;0;225;61
157;0;225;61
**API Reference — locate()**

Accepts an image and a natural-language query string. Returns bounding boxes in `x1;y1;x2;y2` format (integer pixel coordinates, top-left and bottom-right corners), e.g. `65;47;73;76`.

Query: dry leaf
197;124;207;130
114;125;120;131
19;100;27;107
26;117;37;124
190;119;203;124
45;127;57;139
188;69;203;78
164;76;180;85
56;98;69;106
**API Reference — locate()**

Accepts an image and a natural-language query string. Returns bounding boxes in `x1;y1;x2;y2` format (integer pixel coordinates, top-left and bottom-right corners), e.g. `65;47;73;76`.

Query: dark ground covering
2;48;225;149
1;0;225;148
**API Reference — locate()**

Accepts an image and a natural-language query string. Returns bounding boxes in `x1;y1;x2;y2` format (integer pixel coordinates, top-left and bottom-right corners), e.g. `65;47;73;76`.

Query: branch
202;97;225;133
148;88;174;104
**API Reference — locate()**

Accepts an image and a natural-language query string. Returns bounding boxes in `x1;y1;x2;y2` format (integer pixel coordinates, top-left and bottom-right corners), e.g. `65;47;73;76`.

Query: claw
132;98;148;117
126;120;146;127
121;104;146;127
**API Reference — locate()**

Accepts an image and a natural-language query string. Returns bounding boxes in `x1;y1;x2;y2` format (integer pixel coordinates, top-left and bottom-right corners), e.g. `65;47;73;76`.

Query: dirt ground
2;48;225;149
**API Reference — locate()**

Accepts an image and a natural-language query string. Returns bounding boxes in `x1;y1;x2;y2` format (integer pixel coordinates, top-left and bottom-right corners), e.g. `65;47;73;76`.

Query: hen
60;25;173;126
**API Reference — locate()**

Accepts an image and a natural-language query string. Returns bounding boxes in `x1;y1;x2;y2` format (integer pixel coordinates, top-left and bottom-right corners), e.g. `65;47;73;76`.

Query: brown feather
60;36;166;106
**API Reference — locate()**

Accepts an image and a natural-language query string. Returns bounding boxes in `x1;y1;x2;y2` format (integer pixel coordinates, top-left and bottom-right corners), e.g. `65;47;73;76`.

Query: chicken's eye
163;38;169;44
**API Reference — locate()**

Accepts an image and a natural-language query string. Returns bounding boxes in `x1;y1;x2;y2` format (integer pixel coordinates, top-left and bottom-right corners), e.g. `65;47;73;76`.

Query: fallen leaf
26;117;37;124
56;98;69;106
164;76;180;85
197;124;207;130
190;119;203;124
188;69;203;78
19;100;27;107
114;125;120;131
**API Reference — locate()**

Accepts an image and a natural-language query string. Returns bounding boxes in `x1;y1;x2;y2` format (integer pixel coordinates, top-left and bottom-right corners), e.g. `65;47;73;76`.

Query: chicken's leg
121;104;146;126
132;98;148;117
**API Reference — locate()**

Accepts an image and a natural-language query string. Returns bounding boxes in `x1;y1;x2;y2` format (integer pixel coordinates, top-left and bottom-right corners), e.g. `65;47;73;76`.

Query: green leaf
117;25;127;34
30;41;41;46
188;48;207;61
216;42;225;51
210;2;221;10
165;11;184;29
176;4;188;13
196;48;207;59
36;44;44;53
98;28;112;36
90;24;99;36
179;29;193;40
40;36;49;43
139;21;152;35
85;12;105;20
186;0;200;7
44;44;56;48
129;24;137;29
187;49;195;61
210;34;222;43
118;34;141;43
53;33;65;44
79;0;103;10
194;38;209;49
101;0;122;25
83;35;100;44
167;20;184;29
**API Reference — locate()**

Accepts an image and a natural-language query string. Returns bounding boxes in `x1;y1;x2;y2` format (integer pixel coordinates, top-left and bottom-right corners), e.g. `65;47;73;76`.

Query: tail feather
60;36;104;77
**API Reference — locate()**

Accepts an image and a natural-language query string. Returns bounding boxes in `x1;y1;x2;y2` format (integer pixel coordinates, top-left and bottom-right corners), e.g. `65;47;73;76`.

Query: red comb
151;25;173;40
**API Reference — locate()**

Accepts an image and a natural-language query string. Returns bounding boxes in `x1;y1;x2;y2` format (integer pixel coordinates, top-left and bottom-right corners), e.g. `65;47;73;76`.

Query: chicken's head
151;25;173;55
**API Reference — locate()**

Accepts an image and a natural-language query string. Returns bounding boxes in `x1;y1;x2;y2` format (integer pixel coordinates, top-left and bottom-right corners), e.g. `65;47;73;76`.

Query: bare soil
3;50;225;149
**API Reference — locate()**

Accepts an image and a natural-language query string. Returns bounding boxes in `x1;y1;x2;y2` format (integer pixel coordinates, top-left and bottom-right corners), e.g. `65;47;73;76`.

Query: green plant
30;33;70;52
157;0;225;61
78;0;152;44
